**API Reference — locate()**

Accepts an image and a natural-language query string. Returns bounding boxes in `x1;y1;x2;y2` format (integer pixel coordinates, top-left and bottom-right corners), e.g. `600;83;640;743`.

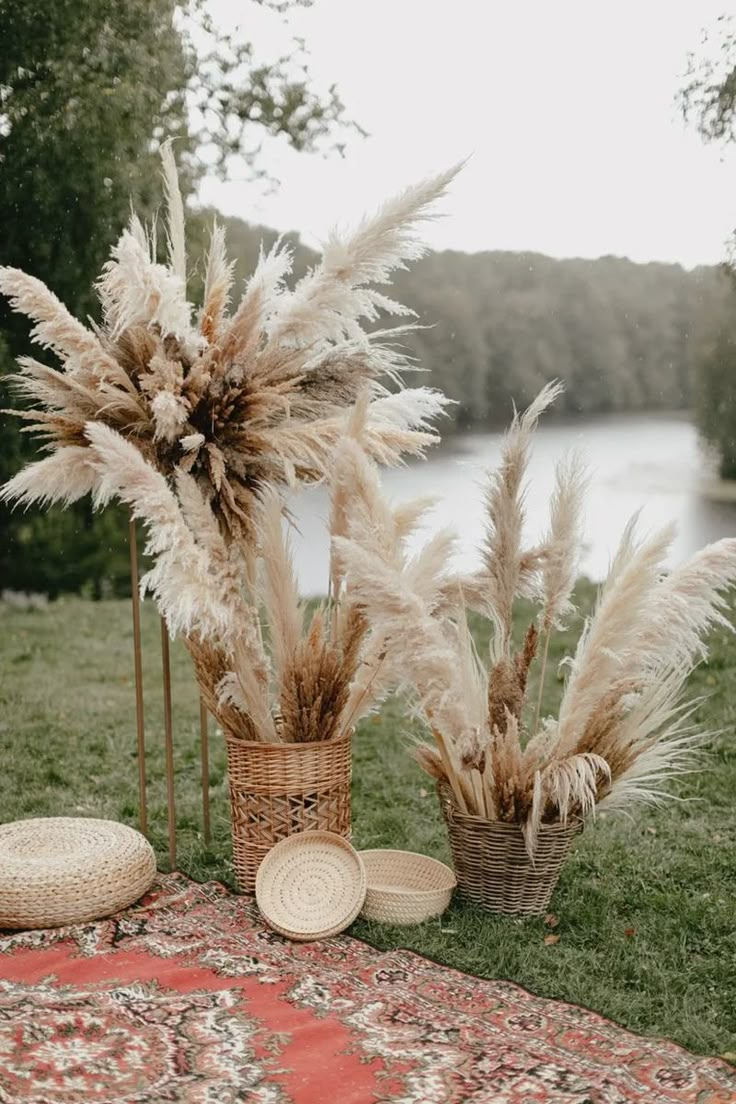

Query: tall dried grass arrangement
60;407;400;745
1;142;456;541
1;143;459;745
336;385;736;849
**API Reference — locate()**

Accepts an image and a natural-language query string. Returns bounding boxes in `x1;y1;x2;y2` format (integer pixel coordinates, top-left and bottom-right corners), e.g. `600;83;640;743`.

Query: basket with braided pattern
227;731;352;893
438;783;581;917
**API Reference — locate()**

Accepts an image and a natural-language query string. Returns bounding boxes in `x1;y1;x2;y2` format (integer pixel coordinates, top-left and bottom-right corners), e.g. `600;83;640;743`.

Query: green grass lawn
1;586;735;1062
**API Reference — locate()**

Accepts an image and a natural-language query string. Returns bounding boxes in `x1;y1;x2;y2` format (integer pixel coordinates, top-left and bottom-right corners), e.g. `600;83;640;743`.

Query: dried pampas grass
1;143;456;543
336;384;736;851
77;422;386;744
1;143;462;748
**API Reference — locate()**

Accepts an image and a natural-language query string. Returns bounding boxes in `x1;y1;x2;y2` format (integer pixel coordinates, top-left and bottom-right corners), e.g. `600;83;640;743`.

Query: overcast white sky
199;0;736;268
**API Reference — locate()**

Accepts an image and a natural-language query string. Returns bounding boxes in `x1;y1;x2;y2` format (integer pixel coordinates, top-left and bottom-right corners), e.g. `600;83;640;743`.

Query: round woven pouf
0;817;157;930
255;830;366;942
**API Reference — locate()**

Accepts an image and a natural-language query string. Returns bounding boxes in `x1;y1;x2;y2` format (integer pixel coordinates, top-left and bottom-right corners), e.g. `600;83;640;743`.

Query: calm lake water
287;413;736;596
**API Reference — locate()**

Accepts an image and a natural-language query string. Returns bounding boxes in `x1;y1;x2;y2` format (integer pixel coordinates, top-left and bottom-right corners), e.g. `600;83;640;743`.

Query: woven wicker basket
227;730;351;893
438;784;581;917
359;849;456;925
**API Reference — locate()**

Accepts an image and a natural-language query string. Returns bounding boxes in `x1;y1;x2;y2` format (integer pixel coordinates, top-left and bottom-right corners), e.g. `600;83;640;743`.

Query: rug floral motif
0;875;733;1104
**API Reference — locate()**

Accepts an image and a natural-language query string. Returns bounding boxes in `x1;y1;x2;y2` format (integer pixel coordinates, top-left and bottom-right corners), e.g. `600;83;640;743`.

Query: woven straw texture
359;849;456;925
438;784;581;917
226;731;352;894
0;817;156;930
255;830;366;941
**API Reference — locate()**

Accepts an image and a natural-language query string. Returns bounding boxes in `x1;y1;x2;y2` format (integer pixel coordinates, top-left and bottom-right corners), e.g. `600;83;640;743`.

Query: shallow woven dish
0;817;156;930
255;830;366;942
359;849;456;925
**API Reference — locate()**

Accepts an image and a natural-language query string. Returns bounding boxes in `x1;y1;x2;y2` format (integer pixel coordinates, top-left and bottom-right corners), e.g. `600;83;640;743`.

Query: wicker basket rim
438;785;583;834
450;812;581;832
448;810;583;834
359;849;457;896
225;728;352;752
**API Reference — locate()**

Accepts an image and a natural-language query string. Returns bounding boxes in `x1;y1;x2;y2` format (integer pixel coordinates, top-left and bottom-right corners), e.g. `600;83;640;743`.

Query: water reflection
288;414;736;595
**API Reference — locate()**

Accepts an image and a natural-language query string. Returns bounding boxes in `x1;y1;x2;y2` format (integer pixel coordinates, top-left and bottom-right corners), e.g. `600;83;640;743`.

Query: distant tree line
215;213;729;429
397;250;724;428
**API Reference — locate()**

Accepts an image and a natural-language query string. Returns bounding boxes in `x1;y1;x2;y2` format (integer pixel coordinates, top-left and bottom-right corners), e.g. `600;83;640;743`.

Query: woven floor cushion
0;816;156;929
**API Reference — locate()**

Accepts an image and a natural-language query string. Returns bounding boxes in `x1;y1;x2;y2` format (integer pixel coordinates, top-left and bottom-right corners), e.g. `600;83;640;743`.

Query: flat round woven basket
255;830;366;942
359;849;456;925
0;817;157;930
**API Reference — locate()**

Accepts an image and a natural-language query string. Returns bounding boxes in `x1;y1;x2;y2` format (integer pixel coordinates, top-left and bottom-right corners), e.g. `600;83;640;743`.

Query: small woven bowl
255;830;366;942
358;849;456;925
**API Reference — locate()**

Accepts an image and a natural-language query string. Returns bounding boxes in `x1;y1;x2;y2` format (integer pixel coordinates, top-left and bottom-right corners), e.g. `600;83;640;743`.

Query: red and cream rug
0;874;733;1103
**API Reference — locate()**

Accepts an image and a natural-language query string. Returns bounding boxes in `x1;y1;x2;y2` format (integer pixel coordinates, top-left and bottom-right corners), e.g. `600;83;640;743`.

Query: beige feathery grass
81;417;398;745
200;220;235;344
1;144;456;542
474;380;563;656
1;143;462;748
258;489;304;678
335;383;736;852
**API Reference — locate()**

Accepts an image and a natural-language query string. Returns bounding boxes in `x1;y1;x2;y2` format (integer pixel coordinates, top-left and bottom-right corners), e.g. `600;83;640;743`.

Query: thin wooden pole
199;697;211;848
160;617;177;870
129;519;147;836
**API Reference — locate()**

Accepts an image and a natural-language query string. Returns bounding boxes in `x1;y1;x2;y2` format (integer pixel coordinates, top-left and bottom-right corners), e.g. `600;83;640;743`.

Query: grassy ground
1;587;735;1062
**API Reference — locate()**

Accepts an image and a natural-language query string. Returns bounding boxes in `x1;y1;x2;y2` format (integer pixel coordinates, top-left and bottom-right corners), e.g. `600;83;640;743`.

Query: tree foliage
680;14;736;147
395;251;720;428
691;267;736;480
0;0;355;594
679;13;736;478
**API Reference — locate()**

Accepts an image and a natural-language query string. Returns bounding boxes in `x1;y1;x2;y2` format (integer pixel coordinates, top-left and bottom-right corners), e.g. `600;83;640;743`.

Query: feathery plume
0;447;97;508
0;268;121;380
539;450;587;632
257;490;303;678
638;538;736;673
200;221;234;343
481;381;563;654
160;138;187;284
269;164;463;346
85;422;246;646
554;519;676;755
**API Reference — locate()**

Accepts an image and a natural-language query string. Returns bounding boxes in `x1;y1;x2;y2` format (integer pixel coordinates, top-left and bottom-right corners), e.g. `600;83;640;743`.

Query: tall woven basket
438;784;581;917
226;730;352;893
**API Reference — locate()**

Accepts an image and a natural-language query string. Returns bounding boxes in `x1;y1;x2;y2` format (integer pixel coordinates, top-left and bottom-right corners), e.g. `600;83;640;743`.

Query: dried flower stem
533;629;551;736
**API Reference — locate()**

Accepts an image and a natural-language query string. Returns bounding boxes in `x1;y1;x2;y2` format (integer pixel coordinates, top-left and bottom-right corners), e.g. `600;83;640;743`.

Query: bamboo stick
160;618;177;870
481;755;496;820
432;728;469;813
470;768;485;818
129;519;147;836
199;696;211;847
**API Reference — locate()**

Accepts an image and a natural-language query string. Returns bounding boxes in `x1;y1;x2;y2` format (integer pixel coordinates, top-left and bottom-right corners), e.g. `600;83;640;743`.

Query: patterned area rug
0;875;734;1104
